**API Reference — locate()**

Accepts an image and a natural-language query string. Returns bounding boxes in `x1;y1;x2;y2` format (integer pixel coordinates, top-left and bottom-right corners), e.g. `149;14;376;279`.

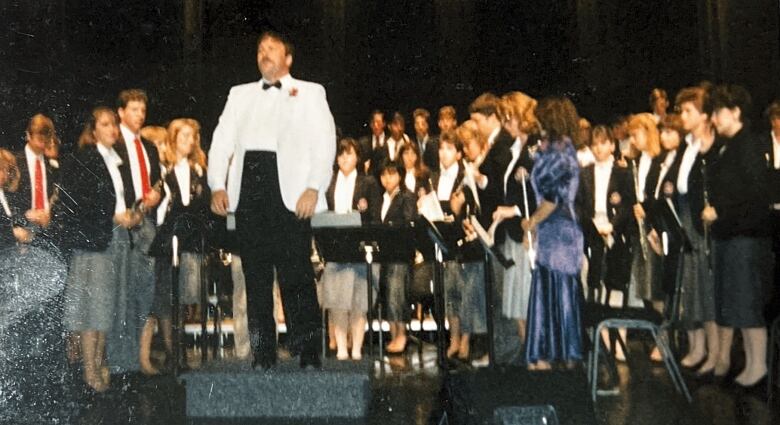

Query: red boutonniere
289;87;298;97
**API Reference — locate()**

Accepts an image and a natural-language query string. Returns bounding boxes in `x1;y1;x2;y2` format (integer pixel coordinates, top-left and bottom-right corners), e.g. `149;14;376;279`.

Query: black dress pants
236;151;321;359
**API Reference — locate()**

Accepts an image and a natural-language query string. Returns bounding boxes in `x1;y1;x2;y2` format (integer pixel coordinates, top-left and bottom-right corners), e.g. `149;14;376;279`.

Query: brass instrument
632;159;649;261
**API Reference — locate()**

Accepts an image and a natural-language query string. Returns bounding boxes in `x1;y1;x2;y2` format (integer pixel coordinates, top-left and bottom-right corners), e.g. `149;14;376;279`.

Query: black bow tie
262;81;282;90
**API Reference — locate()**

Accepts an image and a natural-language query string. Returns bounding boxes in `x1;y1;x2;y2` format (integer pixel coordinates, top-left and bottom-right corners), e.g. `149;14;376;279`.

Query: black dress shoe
299;348;322;369
736;374;768;395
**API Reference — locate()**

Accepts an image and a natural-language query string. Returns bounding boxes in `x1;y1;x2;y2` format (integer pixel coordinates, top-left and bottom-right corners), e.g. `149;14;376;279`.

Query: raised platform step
180;358;371;420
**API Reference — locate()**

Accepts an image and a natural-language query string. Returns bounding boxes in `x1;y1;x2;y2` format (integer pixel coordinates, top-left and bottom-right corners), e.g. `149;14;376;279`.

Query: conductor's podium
180;358;371;421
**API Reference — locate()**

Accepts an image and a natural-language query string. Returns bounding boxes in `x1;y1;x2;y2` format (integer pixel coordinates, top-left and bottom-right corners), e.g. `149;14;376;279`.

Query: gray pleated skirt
64;227;130;332
677;196;716;327
500;237;532;320
320;262;378;312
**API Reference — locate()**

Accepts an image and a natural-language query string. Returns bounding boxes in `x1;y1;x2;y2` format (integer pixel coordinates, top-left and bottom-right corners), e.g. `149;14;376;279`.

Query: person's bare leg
714;326;734;376
387;322;407;352
331;310;350;360
95;331;110;386
517;319;527;344
139;317;159;375
350;311;367;360
681;329;702;367
648;301;664;361
697;321;720;373
735;327;768;386
328;316;337;351
458;333;471;360
80;331;107;392
447;316;461;358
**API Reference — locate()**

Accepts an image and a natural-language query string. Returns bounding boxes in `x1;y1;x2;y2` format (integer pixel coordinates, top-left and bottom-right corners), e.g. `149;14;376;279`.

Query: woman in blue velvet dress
523;97;584;370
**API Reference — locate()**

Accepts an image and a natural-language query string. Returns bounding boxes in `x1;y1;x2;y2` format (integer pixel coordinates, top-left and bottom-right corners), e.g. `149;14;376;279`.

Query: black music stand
171;236;183;377
468;216;515;368
658;198;693;324
415;217;460;368
313;225;415;363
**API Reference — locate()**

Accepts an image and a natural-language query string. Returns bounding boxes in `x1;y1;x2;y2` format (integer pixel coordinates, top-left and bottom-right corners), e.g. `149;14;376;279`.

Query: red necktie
34;158;44;209
134;137;151;197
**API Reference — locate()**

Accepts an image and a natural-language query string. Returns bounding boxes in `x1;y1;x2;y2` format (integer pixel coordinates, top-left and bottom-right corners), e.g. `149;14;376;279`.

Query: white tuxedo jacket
208;75;336;213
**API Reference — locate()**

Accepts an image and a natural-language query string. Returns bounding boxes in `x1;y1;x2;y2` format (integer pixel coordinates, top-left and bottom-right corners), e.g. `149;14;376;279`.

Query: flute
632;159;649;261
520;168;536;269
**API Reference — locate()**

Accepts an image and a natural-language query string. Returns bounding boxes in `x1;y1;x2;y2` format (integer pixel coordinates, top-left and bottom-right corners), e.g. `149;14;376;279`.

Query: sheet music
418;191;445;222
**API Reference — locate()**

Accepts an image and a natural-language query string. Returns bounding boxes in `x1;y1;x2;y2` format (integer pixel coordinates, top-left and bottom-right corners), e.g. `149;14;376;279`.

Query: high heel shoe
736;374;768;398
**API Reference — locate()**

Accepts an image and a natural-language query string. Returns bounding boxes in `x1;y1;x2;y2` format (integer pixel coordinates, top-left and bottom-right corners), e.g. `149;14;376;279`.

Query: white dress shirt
676;134;701;195
637;152;652;203
404;169;417;193
381;188;400;222
0;189;11;217
487;127;500;147
594;157;614;214
208;73;336;212
373;133;385;150
577;147;596;168
24;144;48;210
96;143;127;214
334;169;357;213
437;162;460;201
387;136;405;161
503;138;522;196
655;150;676;199
772;131;780;169
174;158;192;207
120;124;152;202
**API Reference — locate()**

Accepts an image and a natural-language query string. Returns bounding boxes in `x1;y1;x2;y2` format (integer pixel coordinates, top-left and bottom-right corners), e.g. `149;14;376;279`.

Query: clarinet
632;159;649;261
131;172;167;215
701;158;712;264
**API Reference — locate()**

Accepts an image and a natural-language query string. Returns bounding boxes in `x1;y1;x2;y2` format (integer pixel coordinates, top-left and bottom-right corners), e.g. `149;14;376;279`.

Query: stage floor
10;341;780;424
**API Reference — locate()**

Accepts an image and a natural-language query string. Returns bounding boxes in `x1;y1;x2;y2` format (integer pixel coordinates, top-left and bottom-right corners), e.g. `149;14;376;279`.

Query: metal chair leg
652;327;691;402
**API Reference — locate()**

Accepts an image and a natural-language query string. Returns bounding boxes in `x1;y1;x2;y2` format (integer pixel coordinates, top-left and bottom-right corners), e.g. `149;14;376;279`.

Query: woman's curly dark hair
535;96;582;148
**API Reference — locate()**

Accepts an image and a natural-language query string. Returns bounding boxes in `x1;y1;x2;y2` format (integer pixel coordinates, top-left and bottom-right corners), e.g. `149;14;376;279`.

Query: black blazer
10;148;58;228
493;139;538;244
416;135;439;172
757;131;780;204
369;136;406;179
662;141;718;236
325;172;382;225
381;189;417;227
59;144;134;253
0;194;15;249
629;155;663;232
430;163;465;216
710;128;771;239
477;128;515;227
403;166;433;197
576;163;634;249
114;133;161;204
149;164;212;257
358;132;386;170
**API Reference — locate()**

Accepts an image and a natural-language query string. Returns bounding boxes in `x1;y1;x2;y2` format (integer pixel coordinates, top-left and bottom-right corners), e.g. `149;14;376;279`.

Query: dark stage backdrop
1;1;778;153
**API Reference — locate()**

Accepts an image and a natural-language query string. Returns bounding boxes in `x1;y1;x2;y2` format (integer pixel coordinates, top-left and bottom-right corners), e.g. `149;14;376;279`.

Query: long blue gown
524;137;585;364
